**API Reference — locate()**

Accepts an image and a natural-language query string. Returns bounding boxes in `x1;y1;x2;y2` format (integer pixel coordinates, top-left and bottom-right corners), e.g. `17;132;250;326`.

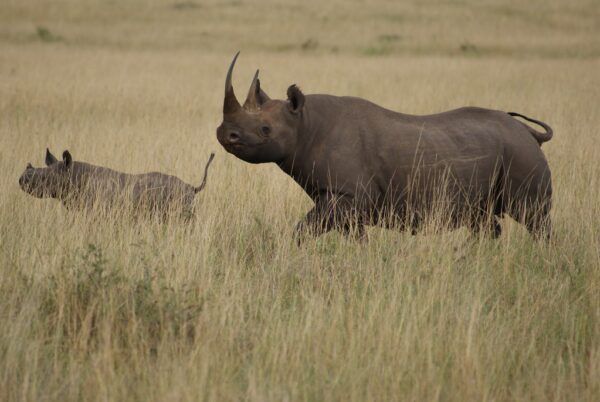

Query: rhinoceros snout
18;169;31;188
18;174;34;194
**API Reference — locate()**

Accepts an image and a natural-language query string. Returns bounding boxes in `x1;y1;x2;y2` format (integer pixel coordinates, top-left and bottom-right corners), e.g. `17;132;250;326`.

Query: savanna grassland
1;0;599;401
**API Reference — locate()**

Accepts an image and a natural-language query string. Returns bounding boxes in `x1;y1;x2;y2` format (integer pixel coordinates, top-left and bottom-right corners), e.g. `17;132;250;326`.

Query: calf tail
508;112;553;145
194;153;215;194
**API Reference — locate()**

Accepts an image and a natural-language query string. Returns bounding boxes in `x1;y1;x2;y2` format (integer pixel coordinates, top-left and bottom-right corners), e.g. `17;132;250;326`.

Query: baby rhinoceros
19;148;215;220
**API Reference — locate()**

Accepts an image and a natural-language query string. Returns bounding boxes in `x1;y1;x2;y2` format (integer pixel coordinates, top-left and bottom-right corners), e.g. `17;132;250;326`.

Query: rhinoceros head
19;148;74;199
217;52;305;164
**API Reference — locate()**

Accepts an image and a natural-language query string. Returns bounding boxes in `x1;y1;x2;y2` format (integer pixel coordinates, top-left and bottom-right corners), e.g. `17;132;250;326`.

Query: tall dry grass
1;0;599;400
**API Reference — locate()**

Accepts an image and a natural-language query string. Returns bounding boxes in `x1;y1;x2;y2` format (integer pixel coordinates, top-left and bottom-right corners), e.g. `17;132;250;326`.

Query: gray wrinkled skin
217;53;553;241
19;149;215;220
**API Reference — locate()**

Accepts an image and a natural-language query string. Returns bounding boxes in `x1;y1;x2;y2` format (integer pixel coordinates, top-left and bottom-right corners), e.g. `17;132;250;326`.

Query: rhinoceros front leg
294;192;365;243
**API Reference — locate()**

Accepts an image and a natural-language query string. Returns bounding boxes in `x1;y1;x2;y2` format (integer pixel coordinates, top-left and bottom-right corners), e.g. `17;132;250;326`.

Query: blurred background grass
1;0;598;57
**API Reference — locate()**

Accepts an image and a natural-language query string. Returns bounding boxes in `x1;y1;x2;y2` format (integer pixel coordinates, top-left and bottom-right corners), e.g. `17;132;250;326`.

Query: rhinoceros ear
45;148;58;166
287;84;305;114
62;150;73;169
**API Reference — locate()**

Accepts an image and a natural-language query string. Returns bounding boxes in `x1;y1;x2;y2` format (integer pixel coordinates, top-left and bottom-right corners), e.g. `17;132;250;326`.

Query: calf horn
223;51;241;114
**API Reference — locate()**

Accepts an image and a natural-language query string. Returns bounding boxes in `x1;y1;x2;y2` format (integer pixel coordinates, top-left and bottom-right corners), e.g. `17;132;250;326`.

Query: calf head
216;52;305;164
19;149;74;199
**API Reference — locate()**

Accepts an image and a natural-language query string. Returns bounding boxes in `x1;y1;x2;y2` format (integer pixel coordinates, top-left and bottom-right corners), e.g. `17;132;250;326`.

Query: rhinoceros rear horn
224;51;241;114
243;69;261;111
244;69;270;111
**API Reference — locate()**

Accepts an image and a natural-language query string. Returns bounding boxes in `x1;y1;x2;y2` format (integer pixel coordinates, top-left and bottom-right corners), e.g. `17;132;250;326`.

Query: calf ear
286;84;305;114
45;148;58;166
62;150;73;169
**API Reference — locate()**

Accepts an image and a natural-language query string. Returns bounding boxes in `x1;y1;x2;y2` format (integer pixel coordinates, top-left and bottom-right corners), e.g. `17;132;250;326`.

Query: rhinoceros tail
508;112;553;144
194;152;215;194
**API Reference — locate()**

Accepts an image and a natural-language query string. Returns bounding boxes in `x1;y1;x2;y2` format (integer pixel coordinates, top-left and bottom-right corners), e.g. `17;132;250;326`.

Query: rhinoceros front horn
224;51;241;114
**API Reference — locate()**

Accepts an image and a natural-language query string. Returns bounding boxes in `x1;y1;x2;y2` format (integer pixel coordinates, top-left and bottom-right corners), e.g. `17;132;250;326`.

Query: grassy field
1;0;599;400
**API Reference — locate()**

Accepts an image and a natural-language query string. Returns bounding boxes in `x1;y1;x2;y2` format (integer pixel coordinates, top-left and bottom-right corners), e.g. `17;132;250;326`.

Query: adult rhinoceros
217;53;553;240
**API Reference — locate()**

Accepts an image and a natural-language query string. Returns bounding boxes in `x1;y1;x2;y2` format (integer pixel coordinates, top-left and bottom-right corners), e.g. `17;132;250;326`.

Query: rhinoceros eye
260;125;271;136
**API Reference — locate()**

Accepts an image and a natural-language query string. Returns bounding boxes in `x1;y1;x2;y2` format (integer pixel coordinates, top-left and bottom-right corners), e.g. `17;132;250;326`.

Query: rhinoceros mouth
223;140;267;152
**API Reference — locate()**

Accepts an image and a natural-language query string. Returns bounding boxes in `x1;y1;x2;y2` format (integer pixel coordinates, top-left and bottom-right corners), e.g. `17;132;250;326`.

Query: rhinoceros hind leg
525;211;552;241
492;217;502;238
469;211;502;239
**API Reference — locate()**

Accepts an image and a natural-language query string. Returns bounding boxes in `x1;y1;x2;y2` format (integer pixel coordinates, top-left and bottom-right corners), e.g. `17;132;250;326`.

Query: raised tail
508;112;553;145
194;153;215;194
